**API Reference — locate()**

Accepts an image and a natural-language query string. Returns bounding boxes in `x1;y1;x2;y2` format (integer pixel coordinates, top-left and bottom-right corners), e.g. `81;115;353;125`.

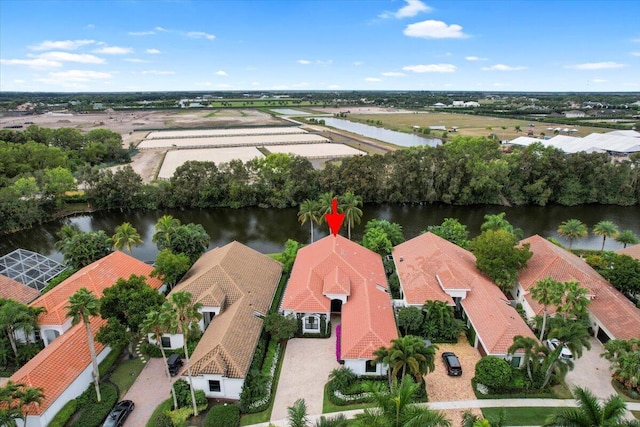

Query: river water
312;117;441;147
1;204;639;264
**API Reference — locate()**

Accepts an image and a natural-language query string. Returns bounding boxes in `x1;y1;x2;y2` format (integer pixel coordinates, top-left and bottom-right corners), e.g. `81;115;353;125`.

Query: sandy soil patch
425;336;481;402
158;147;264;179
311;106;421;115
107;150;165;183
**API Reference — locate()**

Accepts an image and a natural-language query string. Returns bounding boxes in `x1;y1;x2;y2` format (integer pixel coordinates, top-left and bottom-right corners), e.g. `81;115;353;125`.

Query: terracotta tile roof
617;244;640;260
0;274;40;304
184;242;283;378
395;233;535;355
30;251;162;326
10;316;108;415
282;235;398;360
520;235;640;340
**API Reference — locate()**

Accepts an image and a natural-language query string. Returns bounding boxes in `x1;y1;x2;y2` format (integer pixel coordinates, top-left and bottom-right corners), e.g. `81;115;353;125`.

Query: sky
1;0;639;93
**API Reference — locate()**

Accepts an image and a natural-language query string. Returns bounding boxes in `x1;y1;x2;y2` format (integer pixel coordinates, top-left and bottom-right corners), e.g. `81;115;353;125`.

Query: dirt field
350;112;618;141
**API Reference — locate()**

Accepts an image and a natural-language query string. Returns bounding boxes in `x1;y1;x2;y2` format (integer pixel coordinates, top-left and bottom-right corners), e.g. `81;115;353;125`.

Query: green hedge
204;404;240;427
48;398;77;427
41;269;77;294
71;382;118;427
146;398;173;427
98;344;125;377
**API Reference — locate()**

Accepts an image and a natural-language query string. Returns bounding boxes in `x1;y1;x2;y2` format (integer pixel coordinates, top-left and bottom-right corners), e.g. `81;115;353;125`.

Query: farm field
158;147;264;179
349;112;619;141
138;132;328;149
266;142;365;158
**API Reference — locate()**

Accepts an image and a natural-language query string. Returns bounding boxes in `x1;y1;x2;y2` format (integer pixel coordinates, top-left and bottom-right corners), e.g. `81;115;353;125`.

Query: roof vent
252;310;265;319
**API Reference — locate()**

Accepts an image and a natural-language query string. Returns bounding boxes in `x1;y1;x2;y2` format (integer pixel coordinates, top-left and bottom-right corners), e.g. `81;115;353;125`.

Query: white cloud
86;24;95;29
123;58;149;63
93;46;133;55
481;64;527;71
141;70;175;75
13;79;25;83
403;63;456;73
155;26;169;32
382;72;405;77
28;39;95;51
37;51;105;64
297;59;311;65
216;70;228;76
380;0;431;19
565;62;626;70
0;58;62;68
48;70;113;81
365;77;382;82
404;20;468;39
466;56;488;61
316;59;333;65
146;49;161;54
591;79;608;83
187;31;216;40
632;38;640;43
129;31;155;36
630;52;640;57
353;61;363;66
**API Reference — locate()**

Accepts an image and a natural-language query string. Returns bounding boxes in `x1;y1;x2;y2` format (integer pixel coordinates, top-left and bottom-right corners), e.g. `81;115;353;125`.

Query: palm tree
375;335;437;386
0;299;43;360
168;291;202;416
353;376;451;427
140;303;179;410
17;384;44;426
152;215;181;248
339;192;363;240
529;278;563;341
66;288;102;402
54;224;79;251
112;222;143;254
556;281;590;321
557;219;588;249
602;339;640;392
543;387;636;427
593;220;619;251
616;229;639;248
287;398;309;427
508;336;541;385
317;192;336;223
298;199;320;243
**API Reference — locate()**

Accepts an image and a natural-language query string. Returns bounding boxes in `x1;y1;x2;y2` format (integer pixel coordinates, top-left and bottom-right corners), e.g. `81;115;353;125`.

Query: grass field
110;357;146;398
349;112;618;141
482;407;561;425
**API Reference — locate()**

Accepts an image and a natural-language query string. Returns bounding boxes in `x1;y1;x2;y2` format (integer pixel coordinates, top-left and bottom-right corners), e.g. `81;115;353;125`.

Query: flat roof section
158;147;265;180
267;143;365;159
139;133;328;149
146;126;306;140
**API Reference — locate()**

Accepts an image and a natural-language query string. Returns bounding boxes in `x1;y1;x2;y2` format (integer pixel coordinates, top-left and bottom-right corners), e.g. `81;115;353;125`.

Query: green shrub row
204;404;240;427
98;344;125;378
48;398;77;427
71;382;118;427
239;339;280;413
140;340;198;359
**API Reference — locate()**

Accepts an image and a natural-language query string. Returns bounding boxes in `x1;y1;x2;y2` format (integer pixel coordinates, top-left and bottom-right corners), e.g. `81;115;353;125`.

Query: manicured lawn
322;383;373;414
110;357;146;398
632;410;640;420
146;398;172;427
482;407;561;425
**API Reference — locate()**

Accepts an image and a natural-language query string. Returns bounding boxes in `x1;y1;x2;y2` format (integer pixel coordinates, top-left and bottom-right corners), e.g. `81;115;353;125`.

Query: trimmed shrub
204;404;240;427
153;412;174;427
48;399;77;427
71;382;118;427
167;406;193;427
173;379;207;409
474;356;512;393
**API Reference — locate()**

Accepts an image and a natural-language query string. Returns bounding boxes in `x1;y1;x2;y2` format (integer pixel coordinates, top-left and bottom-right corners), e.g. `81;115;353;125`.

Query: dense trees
55;227;113;269
373;335;437;386
601;338;640;394
586;252;640;303
362;219;405;255
425;218;470;249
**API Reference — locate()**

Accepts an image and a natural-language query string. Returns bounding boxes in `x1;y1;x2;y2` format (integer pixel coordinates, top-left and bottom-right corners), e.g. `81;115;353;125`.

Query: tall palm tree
353;376;451;427
140;302;179;410
543;387;637;427
317;192;336;223
0;299;43;360
339;192;363;240
593;220;619;251
298;199;320;243
557;219;588;249
616;229;639;248
556;281;590;321
375;335;437;386
168;291;202;416
529;278;563;341
287;398;309;427
112;222;143;254
153;215;181;248
66;288;102;402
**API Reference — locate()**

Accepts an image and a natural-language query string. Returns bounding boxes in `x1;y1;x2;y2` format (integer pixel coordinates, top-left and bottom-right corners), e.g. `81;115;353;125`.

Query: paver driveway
269;320;341;424
425;337;481;402
565;337;616;399
122;358;175;427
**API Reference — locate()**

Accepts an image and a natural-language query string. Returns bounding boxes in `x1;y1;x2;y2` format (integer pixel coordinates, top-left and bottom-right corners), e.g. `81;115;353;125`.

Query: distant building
562;110;586;118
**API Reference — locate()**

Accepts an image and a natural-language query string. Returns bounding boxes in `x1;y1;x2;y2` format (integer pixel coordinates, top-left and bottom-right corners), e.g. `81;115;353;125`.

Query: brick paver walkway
122;358;172;427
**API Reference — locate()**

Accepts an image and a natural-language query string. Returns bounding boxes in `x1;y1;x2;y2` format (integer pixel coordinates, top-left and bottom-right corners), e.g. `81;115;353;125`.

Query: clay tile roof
29;251;162;326
282;235;398;360
395;233;535;354
520;235;640;340
10;316;107;415
0;274;40;304
184;242;283;378
323;266;351;296
617;244;640;260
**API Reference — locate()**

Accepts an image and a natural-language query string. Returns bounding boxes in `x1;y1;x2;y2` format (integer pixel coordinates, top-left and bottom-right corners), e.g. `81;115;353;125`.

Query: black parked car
442;352;462;376
167;353;183;376
102;400;134;427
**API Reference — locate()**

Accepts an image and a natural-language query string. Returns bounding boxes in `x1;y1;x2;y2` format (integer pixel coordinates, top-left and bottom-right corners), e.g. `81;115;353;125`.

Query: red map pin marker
324;198;345;237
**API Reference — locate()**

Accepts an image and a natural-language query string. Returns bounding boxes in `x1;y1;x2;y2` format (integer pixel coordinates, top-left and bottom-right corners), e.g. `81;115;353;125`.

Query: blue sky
1;0;639;92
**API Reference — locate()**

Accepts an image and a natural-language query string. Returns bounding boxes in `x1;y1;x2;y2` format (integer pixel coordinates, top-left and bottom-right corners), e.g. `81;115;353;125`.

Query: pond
311;117;441;147
271;109;311;115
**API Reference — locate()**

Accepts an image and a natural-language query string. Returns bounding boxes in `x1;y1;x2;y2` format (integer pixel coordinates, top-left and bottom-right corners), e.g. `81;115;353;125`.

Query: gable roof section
395;232;535;354
617;244;640;260
30;251;162;326
519;235;640;340
10;316;107;415
0;274;40;304
282;235;397;360
185;242;283;378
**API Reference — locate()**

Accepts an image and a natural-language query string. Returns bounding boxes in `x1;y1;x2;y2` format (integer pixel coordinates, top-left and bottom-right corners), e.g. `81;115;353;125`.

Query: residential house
281;235;398;376
516;235;640;343
9;251;161;427
0;274;39;304
392;233;536;366
562;110;586;118
167;241;282;400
